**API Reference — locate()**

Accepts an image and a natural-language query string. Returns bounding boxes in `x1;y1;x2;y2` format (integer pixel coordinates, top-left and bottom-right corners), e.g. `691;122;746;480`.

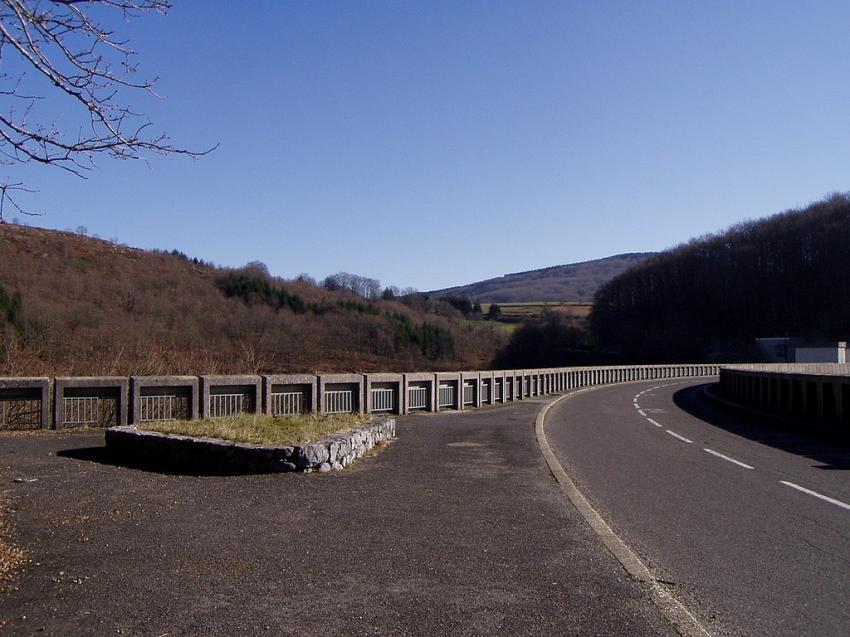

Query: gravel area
0;401;674;636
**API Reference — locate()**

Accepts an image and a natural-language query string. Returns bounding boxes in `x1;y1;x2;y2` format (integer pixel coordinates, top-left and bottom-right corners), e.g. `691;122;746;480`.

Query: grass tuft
139;412;367;446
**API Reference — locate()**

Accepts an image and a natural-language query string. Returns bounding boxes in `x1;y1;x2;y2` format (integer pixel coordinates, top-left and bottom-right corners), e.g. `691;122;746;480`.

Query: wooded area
0;225;505;376
590;194;850;362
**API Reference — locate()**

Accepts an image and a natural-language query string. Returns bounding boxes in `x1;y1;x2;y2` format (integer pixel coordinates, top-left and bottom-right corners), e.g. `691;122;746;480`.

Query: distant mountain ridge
432;253;656;303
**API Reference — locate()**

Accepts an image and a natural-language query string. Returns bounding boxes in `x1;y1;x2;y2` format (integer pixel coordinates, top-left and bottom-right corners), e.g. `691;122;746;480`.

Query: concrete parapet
130;376;199;424
478;371;495;406
504;370;519;400
364;373;403;414
461;371;481;408
0;377;50;429
318;373;364;415
402;372;435;414
719;366;850;426
0;364;725;433
435;372;462;411
199;375;262;419
724;363;850;376
262;374;317;416
54;376;129;428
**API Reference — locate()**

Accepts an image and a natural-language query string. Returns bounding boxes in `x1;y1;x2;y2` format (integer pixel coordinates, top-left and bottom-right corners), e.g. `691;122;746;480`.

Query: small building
794;342;847;364
755;337;801;363
756;337;847;364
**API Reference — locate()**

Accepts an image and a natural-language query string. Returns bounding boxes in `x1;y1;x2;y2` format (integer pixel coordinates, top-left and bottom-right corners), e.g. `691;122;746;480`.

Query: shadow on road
673;384;850;471
56;445;272;477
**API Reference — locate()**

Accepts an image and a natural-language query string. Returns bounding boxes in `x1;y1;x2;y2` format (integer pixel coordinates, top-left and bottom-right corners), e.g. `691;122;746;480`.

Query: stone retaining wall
105;418;395;474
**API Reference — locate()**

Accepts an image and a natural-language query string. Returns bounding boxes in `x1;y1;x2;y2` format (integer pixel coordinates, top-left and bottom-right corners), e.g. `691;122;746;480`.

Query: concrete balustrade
402;372;436;415
719;364;850;426
435;372;462;411
130;376;199;424
54;377;128;428
0;377;50;429
364;373;402;415
199;375;262;419
0;364;723;430
318;373;364;415
262;374;317;416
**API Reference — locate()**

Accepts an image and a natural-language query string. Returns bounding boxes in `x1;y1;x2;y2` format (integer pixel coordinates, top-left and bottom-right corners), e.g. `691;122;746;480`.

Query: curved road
546;379;850;636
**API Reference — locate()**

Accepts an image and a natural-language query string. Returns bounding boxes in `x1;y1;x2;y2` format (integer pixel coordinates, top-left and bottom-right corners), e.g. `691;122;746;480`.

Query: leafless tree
323;272;383;300
0;0;215;220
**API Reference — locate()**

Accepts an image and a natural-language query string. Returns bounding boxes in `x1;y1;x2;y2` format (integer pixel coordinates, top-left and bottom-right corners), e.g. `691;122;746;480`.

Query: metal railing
370;388;395;413
463;382;475;405
408;386;429;410
481;382;490;404
271;391;304;416
324;389;355;414
438;384;455;408
140;394;189;422
63;396;117;427
0;399;41;430
207;393;253;419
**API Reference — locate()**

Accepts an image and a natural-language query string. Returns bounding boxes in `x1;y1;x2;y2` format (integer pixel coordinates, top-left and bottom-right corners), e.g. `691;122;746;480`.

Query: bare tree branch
0;0;216;219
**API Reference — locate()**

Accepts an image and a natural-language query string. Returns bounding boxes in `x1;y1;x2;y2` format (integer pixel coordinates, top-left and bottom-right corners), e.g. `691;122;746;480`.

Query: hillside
591;194;850;362
432;253;654;303
0;224;505;376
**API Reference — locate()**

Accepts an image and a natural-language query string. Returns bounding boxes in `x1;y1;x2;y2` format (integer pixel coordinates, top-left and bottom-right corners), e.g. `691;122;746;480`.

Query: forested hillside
0;224;505;376
590;194;850;362
432;253;654;303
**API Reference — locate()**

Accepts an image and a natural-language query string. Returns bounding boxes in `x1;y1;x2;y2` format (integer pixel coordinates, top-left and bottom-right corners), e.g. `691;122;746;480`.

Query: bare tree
0;0;214;220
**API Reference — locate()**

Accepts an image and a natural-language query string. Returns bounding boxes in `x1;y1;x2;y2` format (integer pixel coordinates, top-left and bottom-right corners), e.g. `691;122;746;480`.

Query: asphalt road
546;379;850;637
1;401;674;636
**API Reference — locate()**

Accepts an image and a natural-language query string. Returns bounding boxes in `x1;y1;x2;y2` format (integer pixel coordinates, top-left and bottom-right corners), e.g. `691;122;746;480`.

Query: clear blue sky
7;1;850;291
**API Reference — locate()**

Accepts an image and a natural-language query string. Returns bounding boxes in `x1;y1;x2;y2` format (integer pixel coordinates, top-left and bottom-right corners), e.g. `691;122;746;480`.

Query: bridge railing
0;363;722;430
718;364;850;425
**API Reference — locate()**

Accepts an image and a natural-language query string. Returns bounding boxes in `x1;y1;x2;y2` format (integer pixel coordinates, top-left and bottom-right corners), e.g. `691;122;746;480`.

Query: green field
482;301;592;323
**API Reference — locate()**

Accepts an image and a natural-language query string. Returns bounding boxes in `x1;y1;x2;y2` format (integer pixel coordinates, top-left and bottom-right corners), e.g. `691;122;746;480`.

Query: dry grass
0;493;26;590
139;412;367;446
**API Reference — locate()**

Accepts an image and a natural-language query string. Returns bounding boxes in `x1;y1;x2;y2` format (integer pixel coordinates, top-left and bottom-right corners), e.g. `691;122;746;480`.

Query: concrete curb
535;387;712;637
105;418;395;474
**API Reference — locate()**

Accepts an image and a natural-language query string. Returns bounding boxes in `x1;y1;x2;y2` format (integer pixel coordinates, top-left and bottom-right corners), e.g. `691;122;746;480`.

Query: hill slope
591;193;850;362
0;224;505;376
432;253;654;303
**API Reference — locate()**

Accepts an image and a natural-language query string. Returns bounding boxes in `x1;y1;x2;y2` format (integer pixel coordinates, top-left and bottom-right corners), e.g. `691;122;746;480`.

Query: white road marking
637;409;646;417
779;481;850;512
666;430;693;444
703;448;754;470
646;418;663;428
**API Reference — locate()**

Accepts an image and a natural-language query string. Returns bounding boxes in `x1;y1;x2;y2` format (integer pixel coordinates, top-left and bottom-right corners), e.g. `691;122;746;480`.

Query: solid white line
666;430;693;444
779;481;850;512
703;448;754;470
646;418;662;428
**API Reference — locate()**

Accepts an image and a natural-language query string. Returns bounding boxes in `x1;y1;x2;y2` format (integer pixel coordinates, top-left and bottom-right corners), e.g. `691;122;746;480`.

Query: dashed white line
637;409;646;417
779;481;850;512
666;430;693;444
704;448;754;470
646;418;663;428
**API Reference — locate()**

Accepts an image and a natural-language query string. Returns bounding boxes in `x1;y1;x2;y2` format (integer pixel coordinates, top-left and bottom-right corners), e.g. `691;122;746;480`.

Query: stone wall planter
105;418;395;474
